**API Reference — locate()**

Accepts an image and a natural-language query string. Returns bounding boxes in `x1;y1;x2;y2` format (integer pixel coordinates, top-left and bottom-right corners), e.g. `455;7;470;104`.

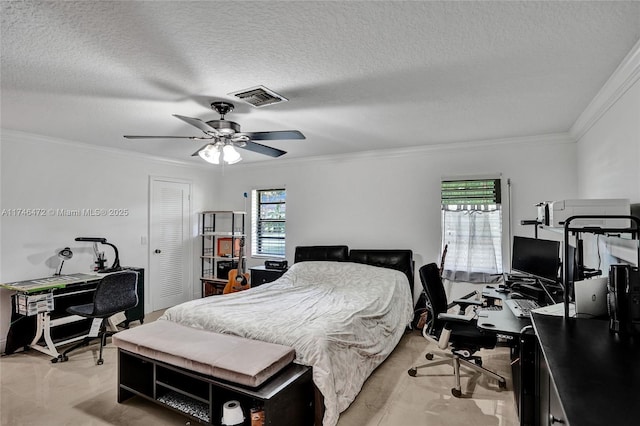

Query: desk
531;313;640;426
2;268;144;358
477;288;532;337
477;287;536;425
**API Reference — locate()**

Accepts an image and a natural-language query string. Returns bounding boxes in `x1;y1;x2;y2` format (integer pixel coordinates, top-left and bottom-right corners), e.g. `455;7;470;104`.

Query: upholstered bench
113;320;313;425
113;319;295;387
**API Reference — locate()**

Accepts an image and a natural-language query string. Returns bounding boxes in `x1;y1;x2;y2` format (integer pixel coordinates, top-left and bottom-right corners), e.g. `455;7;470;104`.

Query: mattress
161;260;414;426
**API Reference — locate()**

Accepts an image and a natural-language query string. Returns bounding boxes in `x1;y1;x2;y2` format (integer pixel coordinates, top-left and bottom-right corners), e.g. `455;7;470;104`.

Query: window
252;189;286;257
441;178;503;282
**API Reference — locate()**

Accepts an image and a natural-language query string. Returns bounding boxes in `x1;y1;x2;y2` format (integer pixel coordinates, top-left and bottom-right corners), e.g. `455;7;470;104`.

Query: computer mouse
510;292;526;299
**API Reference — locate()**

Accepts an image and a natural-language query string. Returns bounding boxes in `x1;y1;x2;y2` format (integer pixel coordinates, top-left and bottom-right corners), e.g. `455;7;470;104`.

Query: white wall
573;42;640;267
576;78;640;201
217;134;577;299
0;130;218;352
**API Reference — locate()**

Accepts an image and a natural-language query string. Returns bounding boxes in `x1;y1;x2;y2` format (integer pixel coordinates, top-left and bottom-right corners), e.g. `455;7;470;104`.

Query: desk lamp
54;247;73;275
75;237;122;273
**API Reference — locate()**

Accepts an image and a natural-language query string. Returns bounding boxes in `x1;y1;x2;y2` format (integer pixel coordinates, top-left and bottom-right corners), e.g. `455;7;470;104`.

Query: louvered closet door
150;178;192;311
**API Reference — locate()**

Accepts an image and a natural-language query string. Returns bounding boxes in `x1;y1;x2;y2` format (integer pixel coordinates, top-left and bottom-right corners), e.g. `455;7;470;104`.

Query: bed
160;246;414;426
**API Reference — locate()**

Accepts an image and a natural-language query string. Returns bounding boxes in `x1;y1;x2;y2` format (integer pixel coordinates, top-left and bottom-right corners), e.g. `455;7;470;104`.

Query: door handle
154;249;161;254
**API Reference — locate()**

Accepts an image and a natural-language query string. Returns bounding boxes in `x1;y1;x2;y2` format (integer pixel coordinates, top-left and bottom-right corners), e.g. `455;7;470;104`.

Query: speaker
265;260;288;270
608;264;640;335
217;261;238;280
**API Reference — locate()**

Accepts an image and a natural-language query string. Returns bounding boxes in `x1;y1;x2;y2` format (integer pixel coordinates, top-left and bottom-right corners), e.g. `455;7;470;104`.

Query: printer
541;199;630;228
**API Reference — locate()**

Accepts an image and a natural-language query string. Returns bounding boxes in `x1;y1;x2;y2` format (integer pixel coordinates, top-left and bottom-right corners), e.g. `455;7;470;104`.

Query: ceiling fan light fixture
222;144;242;164
126;100;300;161
198;144;220;164
218;127;236;136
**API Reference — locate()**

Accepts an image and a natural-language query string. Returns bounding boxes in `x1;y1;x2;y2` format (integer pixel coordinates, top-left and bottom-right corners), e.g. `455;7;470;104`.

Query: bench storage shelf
117;349;314;426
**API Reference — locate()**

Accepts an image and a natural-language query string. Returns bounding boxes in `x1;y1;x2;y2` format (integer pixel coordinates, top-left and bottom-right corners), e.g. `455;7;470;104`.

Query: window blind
441;179;501;207
251;189;286;257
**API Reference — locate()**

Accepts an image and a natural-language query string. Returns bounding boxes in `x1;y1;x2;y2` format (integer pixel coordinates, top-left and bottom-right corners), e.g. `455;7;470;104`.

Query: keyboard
504;298;540;318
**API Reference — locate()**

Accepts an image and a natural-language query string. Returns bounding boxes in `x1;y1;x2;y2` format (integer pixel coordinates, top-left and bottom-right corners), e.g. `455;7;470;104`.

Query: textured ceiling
2;1;639;164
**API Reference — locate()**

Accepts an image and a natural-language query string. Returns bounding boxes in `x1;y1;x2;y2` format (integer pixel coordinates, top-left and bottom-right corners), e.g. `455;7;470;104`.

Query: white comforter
161;261;413;426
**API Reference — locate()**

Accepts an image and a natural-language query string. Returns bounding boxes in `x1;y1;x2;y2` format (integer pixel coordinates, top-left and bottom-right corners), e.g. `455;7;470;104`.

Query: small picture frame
217;238;240;257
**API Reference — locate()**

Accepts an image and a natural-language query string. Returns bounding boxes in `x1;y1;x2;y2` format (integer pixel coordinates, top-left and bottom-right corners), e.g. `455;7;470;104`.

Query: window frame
440;177;504;280
251;188;286;258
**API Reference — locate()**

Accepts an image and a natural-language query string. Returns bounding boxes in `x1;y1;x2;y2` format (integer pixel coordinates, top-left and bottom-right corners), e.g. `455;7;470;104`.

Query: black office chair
408;263;506;397
54;271;138;365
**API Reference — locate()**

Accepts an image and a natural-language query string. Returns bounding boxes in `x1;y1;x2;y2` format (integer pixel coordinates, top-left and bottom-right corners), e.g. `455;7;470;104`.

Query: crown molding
230;132;574;171
1;128;213;169
570;38;640;141
1;129;574;172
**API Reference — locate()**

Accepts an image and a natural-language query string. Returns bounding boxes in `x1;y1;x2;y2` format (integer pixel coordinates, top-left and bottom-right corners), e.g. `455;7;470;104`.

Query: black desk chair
408;263;506;397
55;271;138;365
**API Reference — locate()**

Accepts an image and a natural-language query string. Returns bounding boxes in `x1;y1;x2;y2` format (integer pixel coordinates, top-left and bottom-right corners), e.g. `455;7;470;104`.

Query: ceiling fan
124;101;305;164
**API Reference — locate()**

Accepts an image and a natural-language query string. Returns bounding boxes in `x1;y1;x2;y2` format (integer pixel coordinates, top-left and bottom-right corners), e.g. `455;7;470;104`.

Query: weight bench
113;320;314;425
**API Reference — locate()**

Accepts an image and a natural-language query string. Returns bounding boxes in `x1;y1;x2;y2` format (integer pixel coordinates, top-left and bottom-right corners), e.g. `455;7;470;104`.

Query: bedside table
250;265;288;287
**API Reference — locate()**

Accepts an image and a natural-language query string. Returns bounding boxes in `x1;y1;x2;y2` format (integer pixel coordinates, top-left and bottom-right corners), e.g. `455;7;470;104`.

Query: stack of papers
531;302;576;317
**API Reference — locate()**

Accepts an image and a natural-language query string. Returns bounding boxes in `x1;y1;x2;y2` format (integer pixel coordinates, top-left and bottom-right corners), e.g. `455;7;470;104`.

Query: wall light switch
141;236;147;245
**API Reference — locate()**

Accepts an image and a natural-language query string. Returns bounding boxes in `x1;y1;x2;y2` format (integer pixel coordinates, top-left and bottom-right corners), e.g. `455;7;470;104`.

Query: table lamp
75;237;122;273
55;247;73;275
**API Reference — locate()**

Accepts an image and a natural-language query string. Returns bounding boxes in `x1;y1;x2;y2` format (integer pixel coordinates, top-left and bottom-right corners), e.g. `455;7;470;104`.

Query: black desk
477;288;532;337
3;267;144;357
477;287;537;425
532;313;640;426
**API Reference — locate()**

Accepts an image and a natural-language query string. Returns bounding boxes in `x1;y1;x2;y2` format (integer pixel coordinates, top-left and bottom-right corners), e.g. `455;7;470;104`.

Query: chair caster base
451;388;463;398
97;359;104;365
51;355;68;363
498;379;507;389
425;353;434;360
408;368;417;377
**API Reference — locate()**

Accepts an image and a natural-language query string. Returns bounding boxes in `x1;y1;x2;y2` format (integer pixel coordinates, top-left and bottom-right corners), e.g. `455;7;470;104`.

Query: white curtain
441;206;503;283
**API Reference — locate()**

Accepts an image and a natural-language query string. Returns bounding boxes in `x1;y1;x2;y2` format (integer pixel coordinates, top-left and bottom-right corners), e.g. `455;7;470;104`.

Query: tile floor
0;310;518;426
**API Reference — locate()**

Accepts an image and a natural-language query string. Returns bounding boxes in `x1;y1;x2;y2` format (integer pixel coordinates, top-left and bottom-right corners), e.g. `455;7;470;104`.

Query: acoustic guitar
223;237;250;294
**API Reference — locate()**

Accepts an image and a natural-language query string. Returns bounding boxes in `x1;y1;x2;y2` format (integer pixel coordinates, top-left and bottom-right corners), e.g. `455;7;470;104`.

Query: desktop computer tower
516;329;537;426
608;264;640;335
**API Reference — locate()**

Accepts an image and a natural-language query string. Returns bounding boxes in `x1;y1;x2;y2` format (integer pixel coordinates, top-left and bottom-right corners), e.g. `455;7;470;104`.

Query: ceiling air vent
229;85;288;108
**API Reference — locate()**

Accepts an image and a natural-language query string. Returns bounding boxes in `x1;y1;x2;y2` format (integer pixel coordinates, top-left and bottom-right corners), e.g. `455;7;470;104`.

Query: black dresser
250;266;287;287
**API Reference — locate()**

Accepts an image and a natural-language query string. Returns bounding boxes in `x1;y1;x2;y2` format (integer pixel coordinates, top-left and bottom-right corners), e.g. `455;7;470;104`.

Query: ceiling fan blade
124;135;198;139
173;114;220;135
239;141;287;158
238;130;305;141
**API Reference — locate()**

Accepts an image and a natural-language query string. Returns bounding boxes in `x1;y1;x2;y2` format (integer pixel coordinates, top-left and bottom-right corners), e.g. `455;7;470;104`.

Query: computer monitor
512;236;561;284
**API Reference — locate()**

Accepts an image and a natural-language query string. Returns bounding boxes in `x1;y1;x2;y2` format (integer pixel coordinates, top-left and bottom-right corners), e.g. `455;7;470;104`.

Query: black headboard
294;245;414;293
349;249;414;293
294;245;349;263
